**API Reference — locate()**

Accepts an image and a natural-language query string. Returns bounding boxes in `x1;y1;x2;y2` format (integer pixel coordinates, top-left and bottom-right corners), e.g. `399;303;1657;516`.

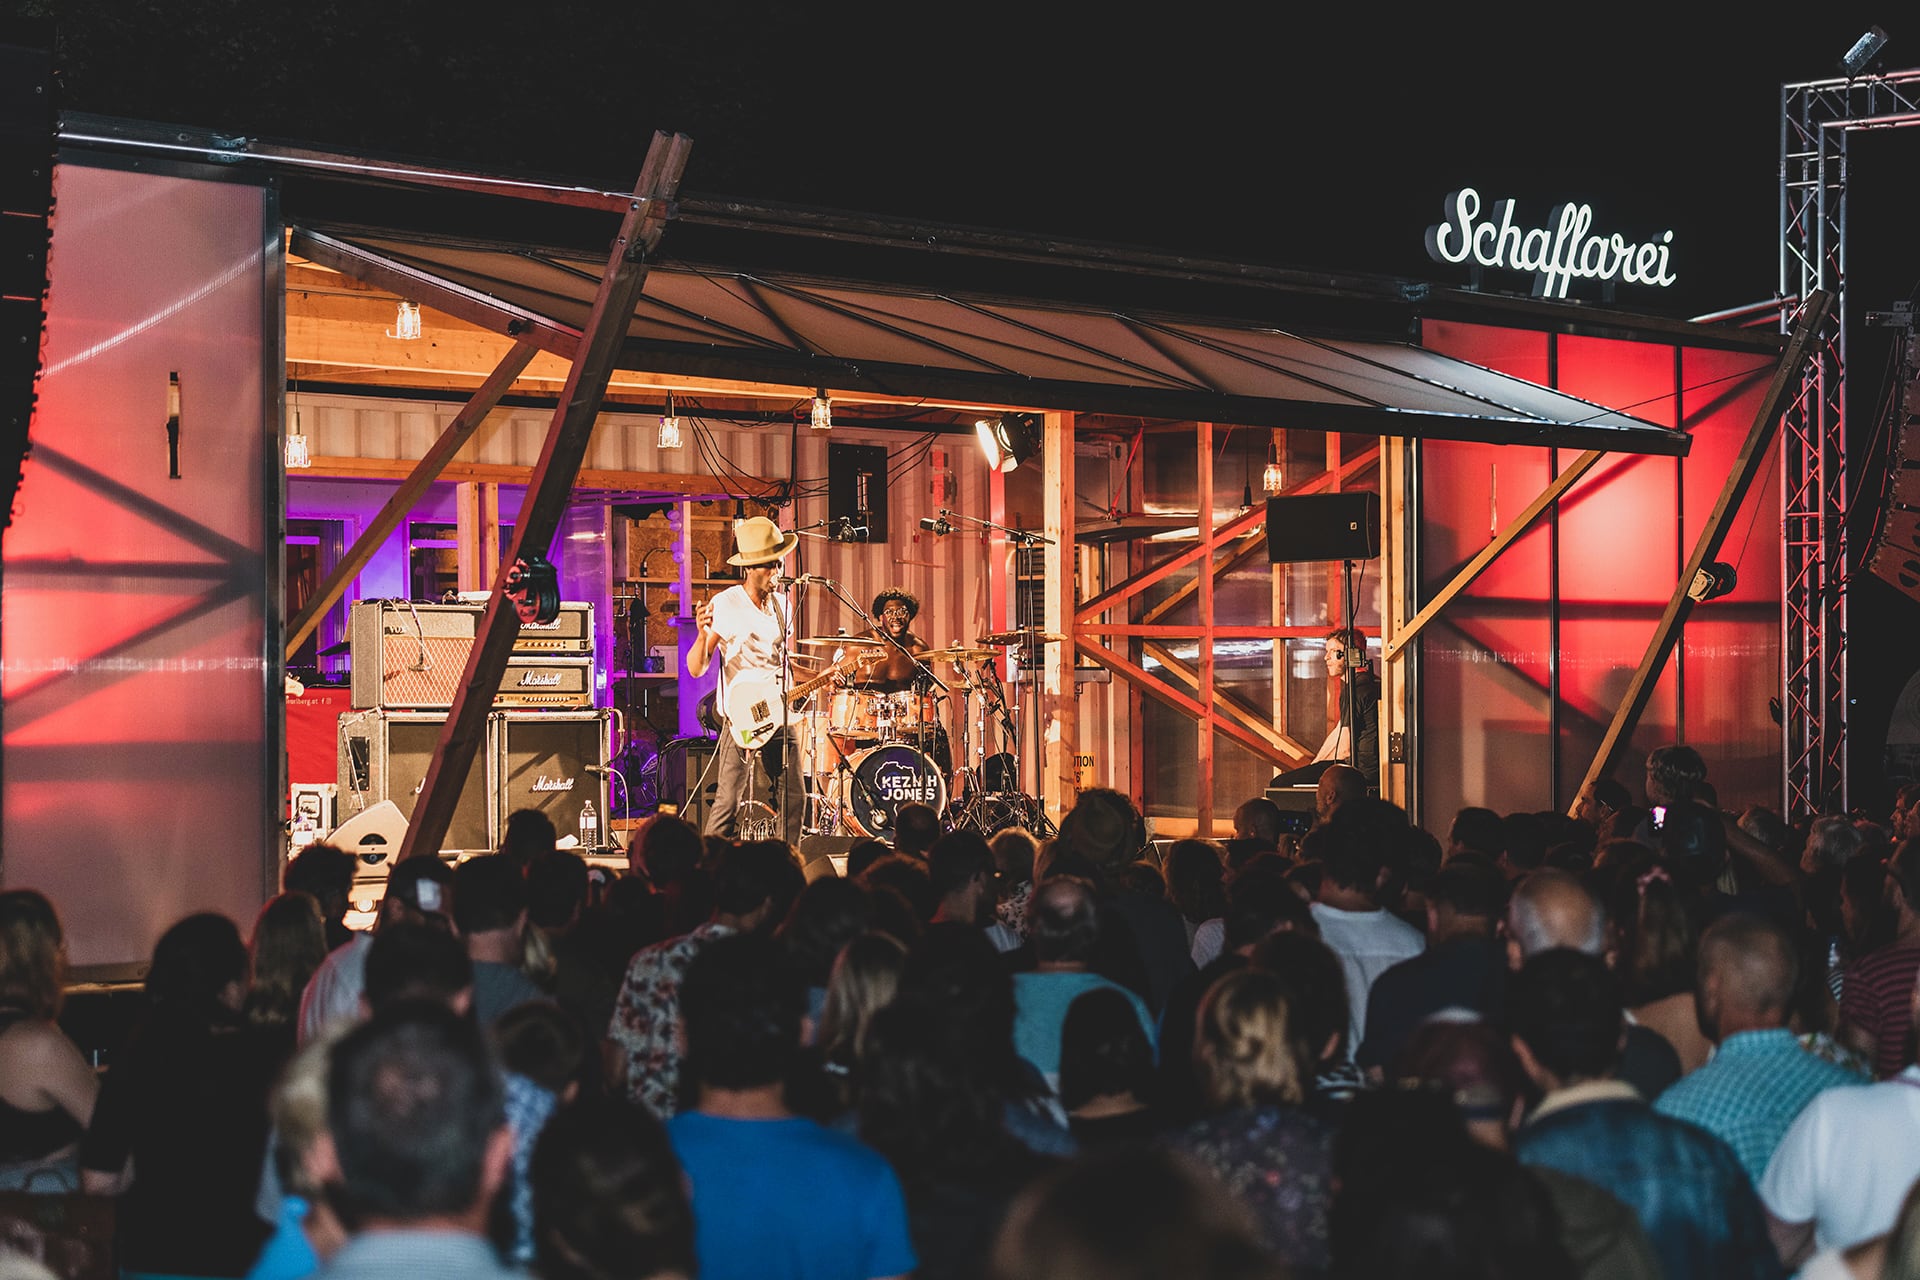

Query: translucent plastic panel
3;163;276;968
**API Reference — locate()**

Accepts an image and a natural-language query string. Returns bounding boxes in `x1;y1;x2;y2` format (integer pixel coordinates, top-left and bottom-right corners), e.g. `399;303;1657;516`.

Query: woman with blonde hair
1165;966;1334;1273
804;931;907;1117
0;890;98;1192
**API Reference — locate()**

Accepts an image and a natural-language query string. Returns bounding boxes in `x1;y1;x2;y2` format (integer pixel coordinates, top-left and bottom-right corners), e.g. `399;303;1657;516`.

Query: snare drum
844;744;949;839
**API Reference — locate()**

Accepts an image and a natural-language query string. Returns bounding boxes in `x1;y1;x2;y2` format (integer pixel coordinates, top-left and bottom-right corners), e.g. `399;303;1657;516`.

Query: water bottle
579;799;599;850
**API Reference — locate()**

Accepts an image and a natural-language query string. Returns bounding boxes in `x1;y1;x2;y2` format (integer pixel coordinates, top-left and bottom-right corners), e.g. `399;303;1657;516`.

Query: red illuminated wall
2;160;281;969
1419;321;1777;819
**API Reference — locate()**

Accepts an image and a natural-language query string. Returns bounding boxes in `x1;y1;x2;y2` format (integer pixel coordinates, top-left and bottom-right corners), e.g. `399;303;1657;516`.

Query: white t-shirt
708;583;791;708
1308;901;1426;1059
1759;1065;1920;1250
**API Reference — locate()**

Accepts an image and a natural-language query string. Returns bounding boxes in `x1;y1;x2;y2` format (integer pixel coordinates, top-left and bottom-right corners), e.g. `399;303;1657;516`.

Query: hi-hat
796;635;883;647
978;629;1067;646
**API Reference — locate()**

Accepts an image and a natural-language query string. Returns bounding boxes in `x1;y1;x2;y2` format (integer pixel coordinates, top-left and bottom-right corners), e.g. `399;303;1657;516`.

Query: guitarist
689;516;803;842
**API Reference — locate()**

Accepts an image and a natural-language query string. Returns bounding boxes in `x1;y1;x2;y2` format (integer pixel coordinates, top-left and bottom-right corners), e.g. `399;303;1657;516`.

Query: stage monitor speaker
1266;492;1381;562
338;712;493;853
495;710;612;847
798;834;858;878
657;736;720;832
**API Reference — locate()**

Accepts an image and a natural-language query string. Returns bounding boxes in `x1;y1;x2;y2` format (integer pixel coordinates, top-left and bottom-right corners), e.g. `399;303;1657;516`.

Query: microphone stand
926;509;1052;813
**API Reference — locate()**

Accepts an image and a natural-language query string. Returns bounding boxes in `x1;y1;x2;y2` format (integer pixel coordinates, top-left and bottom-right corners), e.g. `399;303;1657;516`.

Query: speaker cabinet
337;712;493;853
1266;492;1381;562
495;710;611;846
657;736;720;832
350;601;596;709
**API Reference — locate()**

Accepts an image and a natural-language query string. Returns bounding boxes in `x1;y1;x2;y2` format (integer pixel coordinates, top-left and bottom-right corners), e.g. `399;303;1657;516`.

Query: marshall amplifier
495;710;612;847
336;710;494;853
350;600;596;708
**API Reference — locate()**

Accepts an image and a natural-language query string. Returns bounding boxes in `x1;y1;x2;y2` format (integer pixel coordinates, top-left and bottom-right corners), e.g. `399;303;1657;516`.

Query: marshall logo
532;774;576;792
518;671;563;687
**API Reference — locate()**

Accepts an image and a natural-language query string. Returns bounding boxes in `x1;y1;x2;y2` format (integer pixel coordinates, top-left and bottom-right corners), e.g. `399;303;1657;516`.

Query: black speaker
337;712;492;852
496;711;612;846
798;834;858;875
1266;492;1381;562
658;736;720;831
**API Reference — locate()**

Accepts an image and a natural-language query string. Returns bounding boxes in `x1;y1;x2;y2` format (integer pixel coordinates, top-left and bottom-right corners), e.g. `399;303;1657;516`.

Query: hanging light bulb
810;388;833;432
387;300;423;341
1262;439;1285;495
284;399;310;469
657;391;683;450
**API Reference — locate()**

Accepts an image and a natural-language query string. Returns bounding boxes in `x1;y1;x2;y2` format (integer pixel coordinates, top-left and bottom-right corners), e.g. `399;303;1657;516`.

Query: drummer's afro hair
872;588;920;622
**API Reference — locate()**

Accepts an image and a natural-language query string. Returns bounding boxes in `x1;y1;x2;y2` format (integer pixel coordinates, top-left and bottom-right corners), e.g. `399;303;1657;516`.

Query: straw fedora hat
727;516;800;566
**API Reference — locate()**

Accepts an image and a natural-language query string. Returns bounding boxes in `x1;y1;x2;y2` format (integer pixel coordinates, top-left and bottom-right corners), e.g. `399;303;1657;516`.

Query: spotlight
657;392;682;450
1840;25;1889;76
974;413;1041;473
811;389;833;432
1687;561;1738;603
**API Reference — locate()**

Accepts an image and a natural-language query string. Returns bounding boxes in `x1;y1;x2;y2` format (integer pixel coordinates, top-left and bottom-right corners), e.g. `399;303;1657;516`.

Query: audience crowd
5;757;1920;1279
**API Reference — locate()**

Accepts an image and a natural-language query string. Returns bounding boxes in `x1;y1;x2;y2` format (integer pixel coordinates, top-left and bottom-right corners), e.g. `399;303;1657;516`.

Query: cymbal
796;635;882;647
932;645;1000;662
977;629;1068;646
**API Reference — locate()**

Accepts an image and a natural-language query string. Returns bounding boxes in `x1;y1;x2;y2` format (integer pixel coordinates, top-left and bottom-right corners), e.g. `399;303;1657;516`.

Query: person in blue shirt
1509;948;1781;1280
668;932;916;1280
1655;912;1867;1184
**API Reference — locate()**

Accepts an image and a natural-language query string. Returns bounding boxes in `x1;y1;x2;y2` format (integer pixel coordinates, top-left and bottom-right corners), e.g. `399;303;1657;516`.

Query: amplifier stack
332;600;610;855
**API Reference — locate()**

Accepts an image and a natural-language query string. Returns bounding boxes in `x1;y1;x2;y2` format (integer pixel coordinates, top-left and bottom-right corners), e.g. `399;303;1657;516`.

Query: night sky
12;2;1919;317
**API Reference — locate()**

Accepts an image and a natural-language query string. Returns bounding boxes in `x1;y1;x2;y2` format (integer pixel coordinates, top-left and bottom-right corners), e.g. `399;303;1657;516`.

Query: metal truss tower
1779;69;1920;817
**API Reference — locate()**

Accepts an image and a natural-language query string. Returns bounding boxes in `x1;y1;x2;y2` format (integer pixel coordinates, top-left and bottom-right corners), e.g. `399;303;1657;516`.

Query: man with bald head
1314;763;1368;825
1504;869;1682;1101
1654;914;1865;1185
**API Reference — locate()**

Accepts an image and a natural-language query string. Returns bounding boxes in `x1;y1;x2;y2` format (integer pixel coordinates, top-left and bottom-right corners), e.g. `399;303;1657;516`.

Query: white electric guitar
724;648;884;748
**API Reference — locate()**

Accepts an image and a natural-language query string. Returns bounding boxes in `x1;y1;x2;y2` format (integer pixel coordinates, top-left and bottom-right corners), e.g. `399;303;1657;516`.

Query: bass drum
844;744;948;840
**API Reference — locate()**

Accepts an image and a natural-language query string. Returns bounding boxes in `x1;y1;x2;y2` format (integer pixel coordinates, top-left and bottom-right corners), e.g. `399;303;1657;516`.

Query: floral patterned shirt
1164;1103;1335;1272
608;921;735;1117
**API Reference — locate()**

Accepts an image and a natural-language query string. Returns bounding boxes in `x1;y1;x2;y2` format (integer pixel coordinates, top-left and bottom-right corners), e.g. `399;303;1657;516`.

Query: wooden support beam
455;482;501;593
284;342;536;658
1383;449;1605;662
1078;638;1294;769
303;455;784;501
402;132;693;860
1043;411;1077;824
1139;641;1314;760
1076;446;1379;624
1572;289;1833;812
1197;421;1216;836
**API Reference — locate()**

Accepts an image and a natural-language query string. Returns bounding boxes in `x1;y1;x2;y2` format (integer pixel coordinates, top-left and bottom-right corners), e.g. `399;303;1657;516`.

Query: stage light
1840;25;1889;76
387;300;422;341
1687;561;1739;603
657;392;682;450
811;389;833;432
975;413;1040;472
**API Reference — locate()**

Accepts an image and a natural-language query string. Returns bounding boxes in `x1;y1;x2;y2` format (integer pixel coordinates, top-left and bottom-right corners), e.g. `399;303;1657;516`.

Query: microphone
919;517;953;535
581;765;614;774
790;573;835;586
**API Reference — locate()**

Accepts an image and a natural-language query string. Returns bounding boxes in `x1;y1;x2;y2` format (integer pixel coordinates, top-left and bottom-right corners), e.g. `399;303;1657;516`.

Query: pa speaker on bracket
1266;492;1381;563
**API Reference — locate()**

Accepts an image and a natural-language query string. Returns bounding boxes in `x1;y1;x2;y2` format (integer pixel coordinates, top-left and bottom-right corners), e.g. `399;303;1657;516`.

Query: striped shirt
1839;941;1920;1078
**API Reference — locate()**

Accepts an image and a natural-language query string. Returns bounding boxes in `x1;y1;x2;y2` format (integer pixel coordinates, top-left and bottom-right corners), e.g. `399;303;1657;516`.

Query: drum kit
795;628;1064;840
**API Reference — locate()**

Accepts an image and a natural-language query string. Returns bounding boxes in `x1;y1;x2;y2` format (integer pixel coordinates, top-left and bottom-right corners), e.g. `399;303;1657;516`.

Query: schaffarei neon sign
1423;188;1676;299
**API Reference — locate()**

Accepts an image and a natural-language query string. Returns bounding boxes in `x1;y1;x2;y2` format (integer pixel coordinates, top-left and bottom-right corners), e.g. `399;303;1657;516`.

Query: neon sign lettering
1424;188;1676;299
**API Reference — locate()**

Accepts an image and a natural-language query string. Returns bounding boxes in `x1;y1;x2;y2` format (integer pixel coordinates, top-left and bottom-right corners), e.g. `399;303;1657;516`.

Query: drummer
856;588;934;692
